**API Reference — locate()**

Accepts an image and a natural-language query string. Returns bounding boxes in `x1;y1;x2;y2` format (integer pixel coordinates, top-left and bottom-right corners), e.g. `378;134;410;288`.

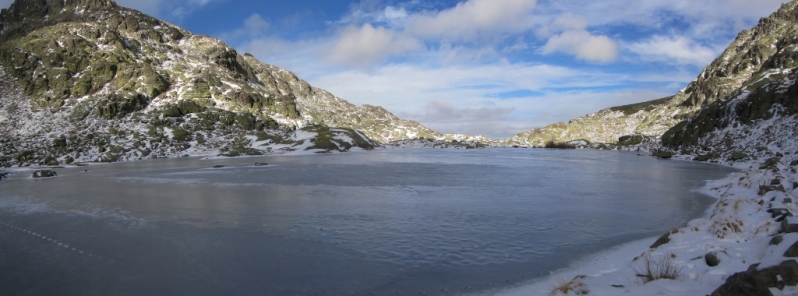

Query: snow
496;154;798;296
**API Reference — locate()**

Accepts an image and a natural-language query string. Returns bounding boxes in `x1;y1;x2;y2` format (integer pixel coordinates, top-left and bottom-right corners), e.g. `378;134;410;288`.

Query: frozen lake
0;149;736;295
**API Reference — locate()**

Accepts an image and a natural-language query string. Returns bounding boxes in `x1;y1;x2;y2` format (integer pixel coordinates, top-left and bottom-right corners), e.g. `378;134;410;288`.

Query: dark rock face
769;208;792;219
782;219;798;234
299;125;377;152
761;184;786;196
771;236;784;246
706;252;721;267
0;0;118;42
0;0;395;167
731;152;748;161
661;2;798;151
650;229;678;249
654;150;673;159
758;260;798;287
43;156;59;166
761;157;782;169
163;100;205;118
712;260;798;296
0;0;304;125
662;67;798;150
694;154;713;162
0;0;176;110
786;241;798;257
681;2;798;109
711;270;774;296
618;134;644;146
32;170;57;178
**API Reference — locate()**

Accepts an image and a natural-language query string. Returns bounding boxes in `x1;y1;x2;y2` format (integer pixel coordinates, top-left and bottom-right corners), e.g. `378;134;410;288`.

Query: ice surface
0;149;736;295
499;153;798;296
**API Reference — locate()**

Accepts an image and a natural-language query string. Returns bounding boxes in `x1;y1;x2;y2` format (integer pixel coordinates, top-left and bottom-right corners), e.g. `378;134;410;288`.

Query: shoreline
495;154;798;295
3;147;792;295
490;160;729;295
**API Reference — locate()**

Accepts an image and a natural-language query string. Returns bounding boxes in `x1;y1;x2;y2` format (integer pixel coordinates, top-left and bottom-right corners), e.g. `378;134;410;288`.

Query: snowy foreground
498;156;798;296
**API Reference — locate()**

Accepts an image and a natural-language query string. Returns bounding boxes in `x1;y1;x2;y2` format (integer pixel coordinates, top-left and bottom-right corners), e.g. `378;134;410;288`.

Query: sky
0;0;791;138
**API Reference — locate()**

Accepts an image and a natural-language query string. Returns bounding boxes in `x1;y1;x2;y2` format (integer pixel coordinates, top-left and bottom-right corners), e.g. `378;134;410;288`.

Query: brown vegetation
544;141;576;149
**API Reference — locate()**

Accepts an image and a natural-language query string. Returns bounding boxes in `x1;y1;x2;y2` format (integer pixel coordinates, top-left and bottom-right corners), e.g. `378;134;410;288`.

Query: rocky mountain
658;0;798;163
504;0;798;149
503;95;681;148
0;0;444;167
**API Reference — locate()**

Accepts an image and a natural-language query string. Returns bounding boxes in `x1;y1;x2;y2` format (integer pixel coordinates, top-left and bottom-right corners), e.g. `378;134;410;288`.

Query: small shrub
545;141;575;149
171;127;191;142
631;253;682;283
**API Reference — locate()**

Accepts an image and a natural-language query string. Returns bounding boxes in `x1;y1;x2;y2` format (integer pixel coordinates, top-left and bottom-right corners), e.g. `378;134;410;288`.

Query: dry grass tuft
733;199;743;211
551;275;589;295
631;253;682;283
711;218;744;238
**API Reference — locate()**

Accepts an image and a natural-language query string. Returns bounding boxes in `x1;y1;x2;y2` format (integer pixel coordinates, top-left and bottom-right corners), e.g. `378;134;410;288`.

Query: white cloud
327;24;422;68
115;0;163;16
115;0;219;18
218;14;270;42
503;38;529;53
543;12;588;35
417;100;514;122
407;100;516;136
542;30;618;63
333;0;411;28
383;6;408;25
537;13;618;63
244;14;270;33
536;0;790;39
318;0;539;68
418;100;516;136
188;0;213;5
304;62;689;137
626;35;722;67
405;0;537;41
236;37;326;76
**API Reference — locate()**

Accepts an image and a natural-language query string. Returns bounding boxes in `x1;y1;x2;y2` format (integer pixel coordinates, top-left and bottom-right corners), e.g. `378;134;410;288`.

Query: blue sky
0;0;791;138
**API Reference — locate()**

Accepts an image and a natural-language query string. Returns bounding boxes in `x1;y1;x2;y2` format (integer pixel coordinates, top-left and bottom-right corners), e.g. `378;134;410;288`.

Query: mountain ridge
0;0;445;167
502;0;798;150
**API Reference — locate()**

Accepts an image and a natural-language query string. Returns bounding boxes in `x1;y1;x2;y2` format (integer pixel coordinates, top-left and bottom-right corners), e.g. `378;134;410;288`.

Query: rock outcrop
0;0;439;166
505;1;798;153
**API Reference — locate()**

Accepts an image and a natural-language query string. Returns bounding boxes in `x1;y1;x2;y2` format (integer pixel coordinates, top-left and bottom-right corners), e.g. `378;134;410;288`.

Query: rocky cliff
505;0;798;149
660;0;798;163
503;95;681;148
0;0;440;166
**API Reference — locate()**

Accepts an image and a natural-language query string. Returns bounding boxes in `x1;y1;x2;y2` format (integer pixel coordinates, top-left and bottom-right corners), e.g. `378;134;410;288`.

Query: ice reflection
0;149;736;295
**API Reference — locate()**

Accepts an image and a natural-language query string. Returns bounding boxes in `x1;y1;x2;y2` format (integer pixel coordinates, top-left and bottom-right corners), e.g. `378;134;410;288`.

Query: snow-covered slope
503;96;686;147
0;0;441;166
501;156;798;296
